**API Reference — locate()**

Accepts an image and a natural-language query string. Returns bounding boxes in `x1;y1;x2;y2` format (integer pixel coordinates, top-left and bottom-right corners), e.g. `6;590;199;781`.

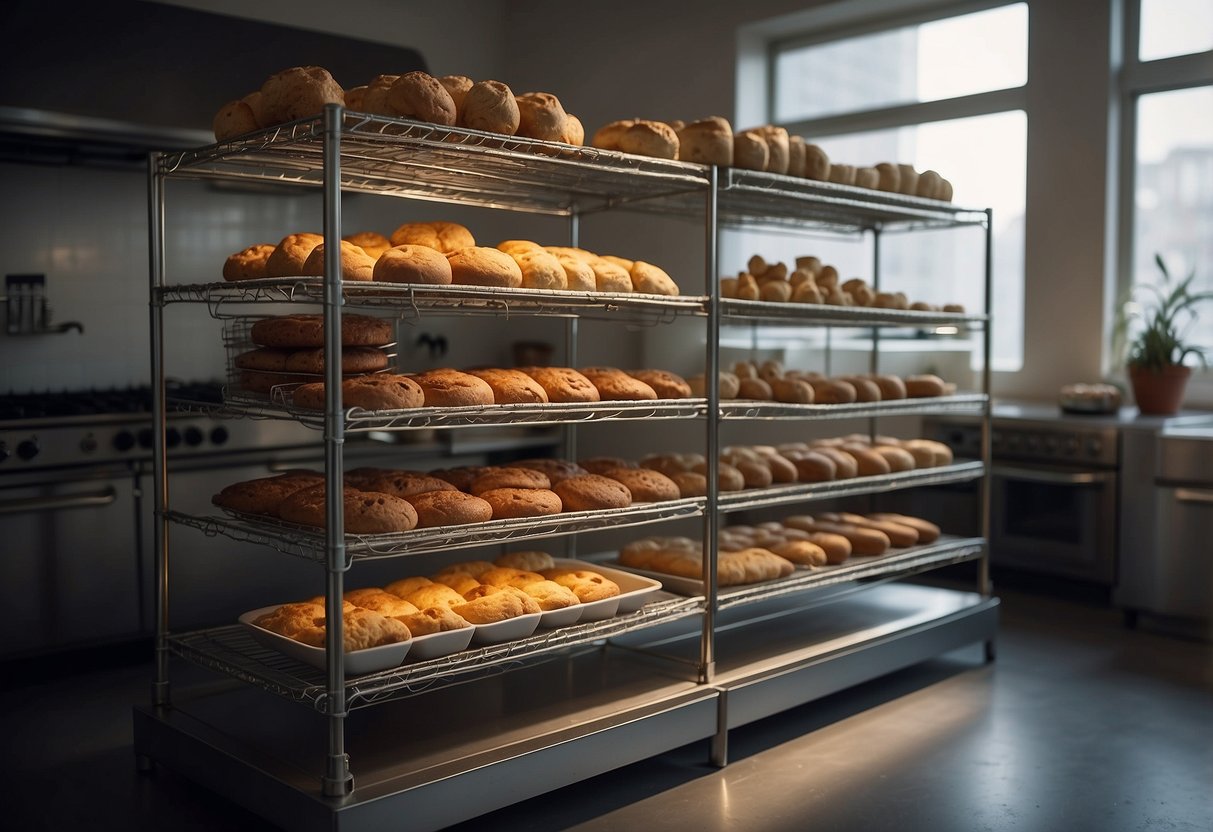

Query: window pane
1130;86;1213;361
724;111;1026;372
774;3;1027;123
1139;0;1213;61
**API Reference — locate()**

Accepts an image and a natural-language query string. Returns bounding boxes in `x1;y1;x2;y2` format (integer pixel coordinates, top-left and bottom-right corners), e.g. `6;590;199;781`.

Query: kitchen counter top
930;399;1213;431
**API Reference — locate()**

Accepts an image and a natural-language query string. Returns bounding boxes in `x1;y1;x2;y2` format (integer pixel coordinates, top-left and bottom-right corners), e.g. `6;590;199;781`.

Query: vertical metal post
868;226;882;446
147;152;170;708
564;211;580;465
701;166;720;685
979;209;994;600
321;104;352;797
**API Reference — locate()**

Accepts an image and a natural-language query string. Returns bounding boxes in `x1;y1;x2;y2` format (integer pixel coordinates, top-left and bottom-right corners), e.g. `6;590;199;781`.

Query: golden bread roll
837;376;882;402
259;66;345;125
807;378;857;404
839;444;893;477
768;539;827;567
465;368;549;404
733;130;768;171
447;246;524;288
357;472;456;499
452;586;534;624
760;280;792;302
520;366;600;402
373;244;453;284
361;74;399;115
600;467;681;502
798;518;890;556
691;460;745;491
630;261;680;295
405;490;493;527
432;560;496;579
854;167;880;189
737;377;774;400
343;232;391;259
512;458;588;485
545;250;597;291
387;71;457;125
586;258;634;293
553;474;632;511
916;169;943;199
254;602;326;637
875;162;901;192
397;606;470;636
277;485;419;534
515;91;569;141
626;369;692;399
938;178;955;202
787;135;807;177
868;513;941;544
410;369;496;407
293;608;412;651
869;374;907;400
905;374;947;398
510;248;569;290
437;75;474;120
591;119;636;151
797;529;852;564
300;241;376;282
458;81;521;135
783;449;836;482
902;438;953;466
580;366;658;401
670;470;708;497
676;116;733;166
828;164;857;186
813;446;859;479
497;239;542;255
520;580;580;611
470;466;552;494
213;99;259;142
389;221;475;254
385;575;433;598
687;371;741;399
617;120;679;159
823;512;919;547
771;377;815;404
223;243;275;281
803;143;830;181
494;551;556;571
897;164;920;195
477;567;546;589
345;588;419;617
753;125;790;174
426;571;482;596
871;445;917;472
757;451;799;483
560;114;585;145
292;374;425;412
264;233;323;277
539;568;621;602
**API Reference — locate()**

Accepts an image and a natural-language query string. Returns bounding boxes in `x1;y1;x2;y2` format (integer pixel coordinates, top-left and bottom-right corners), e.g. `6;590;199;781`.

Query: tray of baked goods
608;513;985;610
174;552;696;703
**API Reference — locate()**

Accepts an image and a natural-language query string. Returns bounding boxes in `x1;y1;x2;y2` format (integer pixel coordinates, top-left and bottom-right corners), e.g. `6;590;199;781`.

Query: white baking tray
405;626;475;660
238;605;412;675
470;611;542;644
550;558;664;618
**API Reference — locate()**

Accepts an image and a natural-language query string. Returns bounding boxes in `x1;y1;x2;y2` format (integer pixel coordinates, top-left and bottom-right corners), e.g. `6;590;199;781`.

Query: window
765;2;1029;371
1120;2;1213;393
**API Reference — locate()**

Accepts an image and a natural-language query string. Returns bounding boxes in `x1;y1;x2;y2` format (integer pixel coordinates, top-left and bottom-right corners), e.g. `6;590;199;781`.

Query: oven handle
990;465;1115;486
1175;488;1213;506
0;487;118;515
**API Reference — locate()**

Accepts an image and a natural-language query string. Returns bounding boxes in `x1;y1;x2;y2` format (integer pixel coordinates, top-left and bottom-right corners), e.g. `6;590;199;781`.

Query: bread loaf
259;66;345;125
676;116;733;166
734;130;769;171
515;91;568;141
461;80;520;134
387;71;457;126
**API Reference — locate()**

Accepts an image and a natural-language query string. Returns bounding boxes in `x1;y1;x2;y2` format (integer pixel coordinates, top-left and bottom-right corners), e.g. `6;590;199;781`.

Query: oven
924;415;1121;586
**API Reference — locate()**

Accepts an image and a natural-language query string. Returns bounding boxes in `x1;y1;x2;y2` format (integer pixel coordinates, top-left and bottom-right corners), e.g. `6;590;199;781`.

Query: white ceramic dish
551;559;664;617
238;605;412;675
470;611;542;644
405;626;475;660
536;604;585;629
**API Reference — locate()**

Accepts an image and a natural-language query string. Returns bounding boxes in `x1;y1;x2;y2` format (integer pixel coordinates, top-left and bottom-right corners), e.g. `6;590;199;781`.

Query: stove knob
80;435;98;453
0;442;9;463
137;428;154;449
1064;437;1079;455
210;426;229;446
17;438;39;461
1087;437;1103;457
1045;435;1059;454
113;430;136;452
184;426;204;447
165;427;181;449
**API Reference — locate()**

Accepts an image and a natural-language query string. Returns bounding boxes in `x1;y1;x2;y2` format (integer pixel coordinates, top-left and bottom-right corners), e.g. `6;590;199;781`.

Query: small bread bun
465;368;549;404
591;119;636;151
264;233;323;277
629;261;680;296
617;120;679;159
223;243;275;281
754;125;790;174
410;369;496;407
828;164;857;186
461;80;520;134
343;232;391;259
259;66;345;125
515;91;569;141
905;374;947;398
544;249;597;291
587;258;633;293
560;113;585;146
213;99;259;142
553;474;633;511
387;71;457;126
447;246;524;288
373;244;453;284
520;367;600;403
897;164;920;195
627;369;692;399
734;131;769;171
855;167;880;190
803;144;830;181
676;116;733;166
510;248;569;290
437;75;474;121
389;220;475;254
869;375;907;400
300;241;376;282
875;163;901;192
361;75;399;115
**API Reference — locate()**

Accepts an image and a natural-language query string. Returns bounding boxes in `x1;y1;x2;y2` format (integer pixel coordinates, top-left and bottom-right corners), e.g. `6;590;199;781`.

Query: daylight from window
1139;0;1213;61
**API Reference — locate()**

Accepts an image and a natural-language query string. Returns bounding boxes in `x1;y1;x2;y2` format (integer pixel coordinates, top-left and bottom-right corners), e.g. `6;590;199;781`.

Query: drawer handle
1175;488;1213;506
0;487;118;515
991;465;1114;485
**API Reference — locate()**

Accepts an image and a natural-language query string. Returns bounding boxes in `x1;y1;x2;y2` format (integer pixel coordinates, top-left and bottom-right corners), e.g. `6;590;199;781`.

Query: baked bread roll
520;366;600;402
512;458;588;484
869;374;907;400
520;580;580;611
465;368;549;404
580;367;658;401
579;456;636;475
236;345;388;375
397;606;470;636
871;445;917;472
591;119;635;150
461;80;520;134
437;75;474;121
409;369;496;407
494;551;556;571
670;470;708;497
373;244;454;284
432;560;496;579
264;233;323;277
539;568;621;602
600;467;680;502
786;135;807;177
828;164;857;186
448;246;524;288
452;586;537;624
345;588;420;617
902;438;953;466
343;232;391;259
212;471;324;517
357;472;456;499
387;71;457;125
402;583;467;610
753;126;790;174
687;371;741;399
875;163;900;192
897;164;920;195
838;444;892;477
254;602;326;638
629;261;680;296
469;467;552;494
553;474;632;511
389;221;475;254
361;75;399;115
510;248;569;290
294;608;412;652
384;575;433;598
544;249;597;291
626;369;692;399
560;114;585;146
300;241;376;282
733;130;769;171
586;257;634;293
223;243;276;281
278;485;419;533
213;99;260;142
803;144;830;181
676;116;733;166
292;374;425;412
905;374;947;398
786;516;890;556
854;167;880;189
515;91;569;141
405;490;493;527
259;66;345;125
822;512;919;547
868;513;941;544
617;120;679;159
480;487;563;519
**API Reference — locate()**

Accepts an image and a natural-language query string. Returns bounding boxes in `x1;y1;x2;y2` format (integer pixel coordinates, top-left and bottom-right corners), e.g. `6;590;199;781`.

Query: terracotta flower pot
1128;364;1192;416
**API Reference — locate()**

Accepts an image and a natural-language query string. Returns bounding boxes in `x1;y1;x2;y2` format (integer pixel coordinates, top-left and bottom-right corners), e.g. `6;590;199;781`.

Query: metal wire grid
717;393;988;420
719;298;989;327
156;113;991;234
167;594;702;712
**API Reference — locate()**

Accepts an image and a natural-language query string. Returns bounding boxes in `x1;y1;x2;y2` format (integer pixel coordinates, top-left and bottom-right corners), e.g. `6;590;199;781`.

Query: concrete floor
3;584;1211;832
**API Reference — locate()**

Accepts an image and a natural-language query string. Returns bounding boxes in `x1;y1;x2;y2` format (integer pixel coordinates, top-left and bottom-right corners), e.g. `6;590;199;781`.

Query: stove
0;383;311;473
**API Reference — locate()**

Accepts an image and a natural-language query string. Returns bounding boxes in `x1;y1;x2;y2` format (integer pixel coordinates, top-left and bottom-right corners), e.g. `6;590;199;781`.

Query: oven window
1001;480;1084;545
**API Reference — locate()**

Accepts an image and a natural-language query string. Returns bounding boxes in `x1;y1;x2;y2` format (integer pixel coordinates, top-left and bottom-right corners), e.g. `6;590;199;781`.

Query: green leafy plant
1113;253;1212;373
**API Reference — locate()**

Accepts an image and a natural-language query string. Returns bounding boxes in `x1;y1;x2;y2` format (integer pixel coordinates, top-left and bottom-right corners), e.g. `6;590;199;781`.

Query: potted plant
1115;254;1212;415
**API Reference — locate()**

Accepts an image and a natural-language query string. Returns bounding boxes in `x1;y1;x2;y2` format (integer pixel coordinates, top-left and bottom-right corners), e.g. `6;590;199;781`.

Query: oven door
0;468;143;657
989;464;1118;584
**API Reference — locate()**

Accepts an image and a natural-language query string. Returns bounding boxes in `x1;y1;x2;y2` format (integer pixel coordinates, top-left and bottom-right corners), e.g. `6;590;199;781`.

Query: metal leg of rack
709;689;729;768
147;152;171;711
979;209;994;602
563;211;580;560
702;165;720;687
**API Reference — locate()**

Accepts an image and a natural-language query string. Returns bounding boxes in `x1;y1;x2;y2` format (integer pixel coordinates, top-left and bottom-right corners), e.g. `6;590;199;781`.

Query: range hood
1;0;425;169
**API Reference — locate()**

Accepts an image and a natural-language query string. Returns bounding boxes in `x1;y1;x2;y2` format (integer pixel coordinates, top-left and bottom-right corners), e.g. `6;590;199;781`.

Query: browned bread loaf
464;368;550;404
373;245;453;284
553;474;632;511
277;485;420;533
389;221;475;254
259;66;344;125
223;243;276;281
251;313;392;348
387;71;457;125
292;375;425;412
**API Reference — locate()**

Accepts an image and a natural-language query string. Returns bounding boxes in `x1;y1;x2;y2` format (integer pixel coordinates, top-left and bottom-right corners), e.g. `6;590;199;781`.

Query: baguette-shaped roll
905;374;947;397
870;444;917;472
783;516;889;556
839;444;892;476
867;513;941;544
807;378;857;404
813;446;859;479
869;374;907;400
821;512;919;547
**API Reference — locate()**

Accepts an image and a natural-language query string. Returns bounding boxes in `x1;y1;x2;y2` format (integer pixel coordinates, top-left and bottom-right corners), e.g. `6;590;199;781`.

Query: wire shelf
715;536;986;611
157;279;708;324
166;594;702;712
716;460;985;513
165;498;705;563
720;298;987;327
155;112;990;233
718;393;988;421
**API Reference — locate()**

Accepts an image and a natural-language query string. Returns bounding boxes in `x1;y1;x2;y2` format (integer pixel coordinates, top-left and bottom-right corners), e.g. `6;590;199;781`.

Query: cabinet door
1152;487;1213;619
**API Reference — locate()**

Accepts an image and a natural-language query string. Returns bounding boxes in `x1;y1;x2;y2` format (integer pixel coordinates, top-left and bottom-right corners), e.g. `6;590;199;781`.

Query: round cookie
519;367;600;403
469;467;552;494
259;66;345;125
479;488;563;519
410;369;496;407
552;474;632;511
223;243;275;281
251;313;393;348
358;472;457;498
427;466;487;492
601;467;680;502
373;245;453;284
460;80;520;134
447;246;524;288
464;368;549;404
264;233;324;278
281;346;389;375
343;232;392;259
278;485;419;534
387;71;457;125
292;374;424;411
389;221;475;254
405;490;493;527
211;471;324;516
